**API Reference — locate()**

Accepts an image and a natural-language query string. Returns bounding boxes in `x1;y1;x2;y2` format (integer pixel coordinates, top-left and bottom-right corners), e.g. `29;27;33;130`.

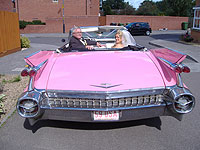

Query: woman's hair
116;30;123;38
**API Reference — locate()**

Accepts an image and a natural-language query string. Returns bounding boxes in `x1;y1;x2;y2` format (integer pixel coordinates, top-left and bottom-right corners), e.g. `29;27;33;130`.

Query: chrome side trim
158;57;177;68
164;47;186;55
35;59;48;71
177;74;184;87
25;50;41;59
28;77;34;91
27;60;48;91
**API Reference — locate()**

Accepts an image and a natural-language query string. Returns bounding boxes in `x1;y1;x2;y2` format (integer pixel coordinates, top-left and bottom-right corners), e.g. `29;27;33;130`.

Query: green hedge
19;20;46;29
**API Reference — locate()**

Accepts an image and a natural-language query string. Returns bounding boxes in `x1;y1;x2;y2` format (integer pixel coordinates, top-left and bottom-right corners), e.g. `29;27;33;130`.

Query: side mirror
61;39;66;42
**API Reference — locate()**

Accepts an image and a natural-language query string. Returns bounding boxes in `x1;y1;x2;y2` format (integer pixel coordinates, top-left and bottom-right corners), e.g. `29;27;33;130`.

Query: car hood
44;51;166;91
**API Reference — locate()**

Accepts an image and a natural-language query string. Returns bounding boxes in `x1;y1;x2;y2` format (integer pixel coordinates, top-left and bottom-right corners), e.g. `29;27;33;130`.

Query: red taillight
175;66;182;73
29;69;36;77
182;66;190;73
21;69;29;77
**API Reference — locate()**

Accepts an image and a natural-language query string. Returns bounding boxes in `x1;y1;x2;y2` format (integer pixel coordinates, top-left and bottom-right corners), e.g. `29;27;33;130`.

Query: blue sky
124;0;161;9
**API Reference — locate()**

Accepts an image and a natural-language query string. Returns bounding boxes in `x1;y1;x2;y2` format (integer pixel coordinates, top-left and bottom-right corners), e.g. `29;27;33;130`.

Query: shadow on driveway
24;117;162;133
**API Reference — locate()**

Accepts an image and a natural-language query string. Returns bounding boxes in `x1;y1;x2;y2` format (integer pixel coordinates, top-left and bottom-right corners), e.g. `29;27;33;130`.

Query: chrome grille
41;95;163;109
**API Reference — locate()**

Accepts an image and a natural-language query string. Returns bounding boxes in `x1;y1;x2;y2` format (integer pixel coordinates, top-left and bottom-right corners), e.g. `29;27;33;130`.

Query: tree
155;0;195;17
102;0;136;15
103;5;113;15
121;2;136;15
136;0;160;16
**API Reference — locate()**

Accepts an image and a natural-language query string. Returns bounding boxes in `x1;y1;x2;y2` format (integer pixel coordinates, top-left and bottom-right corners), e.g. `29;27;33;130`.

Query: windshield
65;26;138;51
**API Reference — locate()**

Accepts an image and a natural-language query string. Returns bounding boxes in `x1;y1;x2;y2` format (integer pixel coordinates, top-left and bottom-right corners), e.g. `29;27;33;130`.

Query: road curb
0;107;16;127
149;41;164;48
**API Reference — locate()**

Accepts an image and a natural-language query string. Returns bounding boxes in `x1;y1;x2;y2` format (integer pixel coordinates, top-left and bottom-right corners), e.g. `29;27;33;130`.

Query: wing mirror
61;39;66;42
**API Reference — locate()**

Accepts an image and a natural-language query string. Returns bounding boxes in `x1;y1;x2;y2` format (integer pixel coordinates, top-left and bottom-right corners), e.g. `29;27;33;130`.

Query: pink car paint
25;50;181;92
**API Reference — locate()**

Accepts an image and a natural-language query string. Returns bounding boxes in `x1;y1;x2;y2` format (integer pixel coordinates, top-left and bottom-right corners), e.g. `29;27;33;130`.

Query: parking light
29;69;36;77
175;66;182;73
182;66;190;73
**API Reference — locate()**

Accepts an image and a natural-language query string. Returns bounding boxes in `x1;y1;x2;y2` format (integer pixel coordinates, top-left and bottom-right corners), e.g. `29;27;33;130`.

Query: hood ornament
90;83;122;89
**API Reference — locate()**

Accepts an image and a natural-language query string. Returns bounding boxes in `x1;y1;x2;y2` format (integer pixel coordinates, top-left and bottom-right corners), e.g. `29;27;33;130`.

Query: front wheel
145;30;150;36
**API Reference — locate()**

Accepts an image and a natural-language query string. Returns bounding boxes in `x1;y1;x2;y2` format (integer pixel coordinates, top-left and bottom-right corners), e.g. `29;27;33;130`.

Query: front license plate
93;111;119;121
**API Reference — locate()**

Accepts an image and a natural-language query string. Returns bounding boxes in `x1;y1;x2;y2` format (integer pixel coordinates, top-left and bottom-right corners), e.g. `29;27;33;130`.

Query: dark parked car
126;22;152;36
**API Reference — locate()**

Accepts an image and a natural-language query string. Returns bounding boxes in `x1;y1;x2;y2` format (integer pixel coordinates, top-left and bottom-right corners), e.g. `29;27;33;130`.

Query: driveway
0;30;200;150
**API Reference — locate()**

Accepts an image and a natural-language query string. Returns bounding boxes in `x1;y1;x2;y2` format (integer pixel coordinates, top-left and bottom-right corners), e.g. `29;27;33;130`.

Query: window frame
193;7;200;30
52;0;58;3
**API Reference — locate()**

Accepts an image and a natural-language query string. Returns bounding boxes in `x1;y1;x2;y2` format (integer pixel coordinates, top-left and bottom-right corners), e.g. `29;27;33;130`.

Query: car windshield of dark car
141;23;149;28
126;23;134;29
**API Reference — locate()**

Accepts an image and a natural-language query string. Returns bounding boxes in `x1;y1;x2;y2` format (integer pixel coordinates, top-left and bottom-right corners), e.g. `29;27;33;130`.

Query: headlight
173;95;195;114
18;99;39;117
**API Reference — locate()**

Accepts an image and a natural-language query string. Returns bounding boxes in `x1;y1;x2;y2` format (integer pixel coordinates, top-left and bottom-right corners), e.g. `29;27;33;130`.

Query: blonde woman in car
112;30;124;48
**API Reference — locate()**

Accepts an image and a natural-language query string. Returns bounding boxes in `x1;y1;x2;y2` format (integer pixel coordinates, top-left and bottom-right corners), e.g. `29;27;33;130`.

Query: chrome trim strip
163;47;186;55
177;74;184;87
28;77;34;91
158;57;177;68
25;50;41;59
35;59;48;71
27;60;48;91
41;103;166;111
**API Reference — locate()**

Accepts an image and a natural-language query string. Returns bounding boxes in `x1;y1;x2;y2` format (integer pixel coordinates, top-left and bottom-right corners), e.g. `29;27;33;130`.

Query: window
52;0;58;2
193;7;200;30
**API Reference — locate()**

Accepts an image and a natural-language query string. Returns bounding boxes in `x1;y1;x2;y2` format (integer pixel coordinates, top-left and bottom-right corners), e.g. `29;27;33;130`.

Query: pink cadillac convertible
16;26;195;125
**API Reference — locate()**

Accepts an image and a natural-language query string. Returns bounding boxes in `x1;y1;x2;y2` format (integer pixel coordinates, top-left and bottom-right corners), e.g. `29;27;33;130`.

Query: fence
0;11;20;57
100;15;188;30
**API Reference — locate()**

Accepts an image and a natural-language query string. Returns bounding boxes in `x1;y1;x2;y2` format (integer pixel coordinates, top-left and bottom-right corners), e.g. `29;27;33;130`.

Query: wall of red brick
0;0;13;12
106;15;188;30
18;0;99;22
20;25;47;33
20;15;189;33
20;15;99;33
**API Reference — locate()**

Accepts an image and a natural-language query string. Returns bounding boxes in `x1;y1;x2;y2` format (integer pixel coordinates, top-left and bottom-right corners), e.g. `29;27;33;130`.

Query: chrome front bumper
17;86;195;125
28;104;167;125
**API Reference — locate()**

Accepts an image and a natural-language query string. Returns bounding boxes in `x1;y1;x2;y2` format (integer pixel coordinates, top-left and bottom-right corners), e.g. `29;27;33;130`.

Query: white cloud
125;0;161;9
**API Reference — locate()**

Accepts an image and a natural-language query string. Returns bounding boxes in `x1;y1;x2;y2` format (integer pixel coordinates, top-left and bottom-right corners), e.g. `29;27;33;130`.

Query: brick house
0;0;16;12
191;0;200;43
17;0;100;32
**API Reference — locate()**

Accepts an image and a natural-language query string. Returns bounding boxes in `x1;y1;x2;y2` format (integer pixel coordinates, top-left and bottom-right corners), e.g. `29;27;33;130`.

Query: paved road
0;30;200;150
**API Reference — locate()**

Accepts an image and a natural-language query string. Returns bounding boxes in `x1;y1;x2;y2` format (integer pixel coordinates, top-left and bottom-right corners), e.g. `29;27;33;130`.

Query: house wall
18;0;99;22
20;15;99;33
0;0;13;12
106;15;188;30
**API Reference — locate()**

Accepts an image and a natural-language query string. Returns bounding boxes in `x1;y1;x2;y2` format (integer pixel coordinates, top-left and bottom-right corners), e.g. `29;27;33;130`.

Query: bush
20;36;30;48
19;20;46;29
19;20;28;29
32;20;46;25
180;32;193;42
